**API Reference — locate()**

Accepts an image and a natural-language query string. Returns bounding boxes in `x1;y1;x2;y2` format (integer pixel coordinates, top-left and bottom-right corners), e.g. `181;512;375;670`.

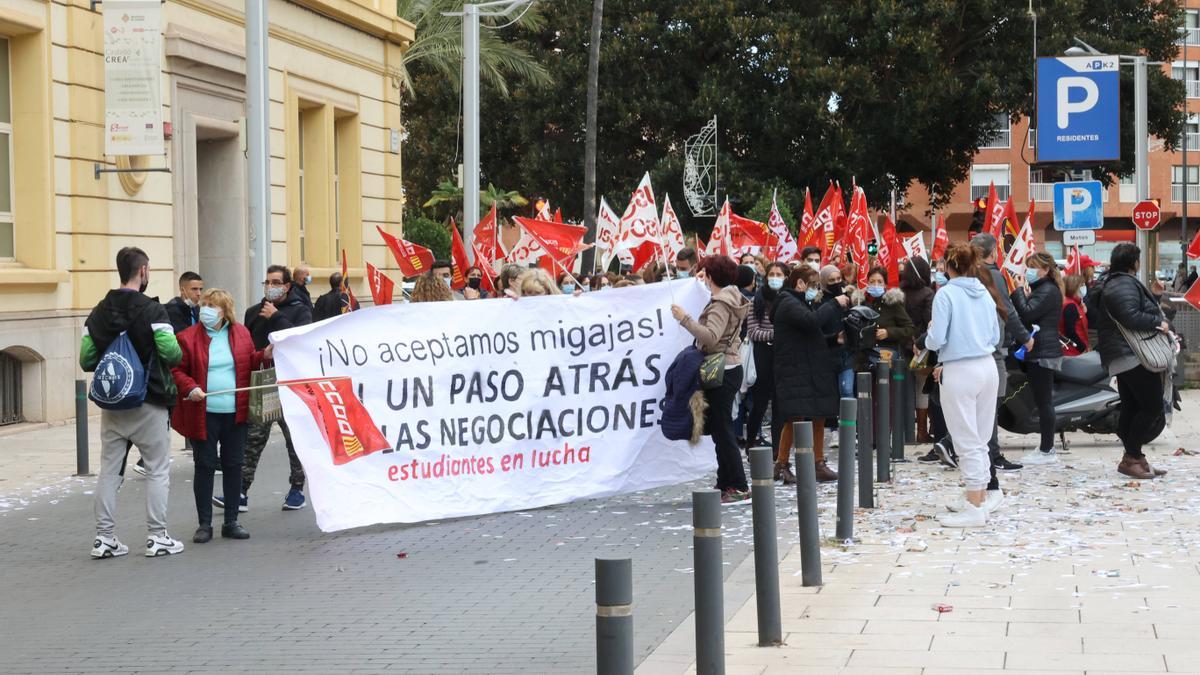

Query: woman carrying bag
1010;252;1064;465
172;289;269;543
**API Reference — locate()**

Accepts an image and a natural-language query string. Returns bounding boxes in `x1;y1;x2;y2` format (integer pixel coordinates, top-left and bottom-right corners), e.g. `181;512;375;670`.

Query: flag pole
204;376;351;397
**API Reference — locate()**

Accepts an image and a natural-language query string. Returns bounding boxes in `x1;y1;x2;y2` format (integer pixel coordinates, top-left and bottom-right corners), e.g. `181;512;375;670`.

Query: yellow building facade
0;0;413;424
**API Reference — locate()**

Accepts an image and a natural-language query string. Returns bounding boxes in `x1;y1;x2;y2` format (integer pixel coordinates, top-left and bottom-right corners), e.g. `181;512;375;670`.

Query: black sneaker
917;448;941;463
993;454;1023;472
935;440;958;468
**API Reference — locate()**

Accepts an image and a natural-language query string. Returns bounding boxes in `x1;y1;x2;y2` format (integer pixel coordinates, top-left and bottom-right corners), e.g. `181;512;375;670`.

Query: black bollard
856;372;874;508
792;421;822;587
835;398;856;542
748;448;782;646
75;379;90;476
890;357;907;461
874;362;891;483
595;558;634;675
693;490;725;675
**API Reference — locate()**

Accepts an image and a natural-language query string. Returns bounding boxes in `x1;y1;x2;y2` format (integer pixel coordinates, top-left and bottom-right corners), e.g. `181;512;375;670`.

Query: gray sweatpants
95;404;171;537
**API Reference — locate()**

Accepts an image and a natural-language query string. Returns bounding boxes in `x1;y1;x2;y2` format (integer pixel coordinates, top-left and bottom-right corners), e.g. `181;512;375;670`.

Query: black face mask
468;277;482;290
139;271;149;294
826;282;845;297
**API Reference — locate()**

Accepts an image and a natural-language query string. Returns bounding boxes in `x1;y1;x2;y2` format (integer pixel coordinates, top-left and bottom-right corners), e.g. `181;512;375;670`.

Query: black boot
221;522;250;540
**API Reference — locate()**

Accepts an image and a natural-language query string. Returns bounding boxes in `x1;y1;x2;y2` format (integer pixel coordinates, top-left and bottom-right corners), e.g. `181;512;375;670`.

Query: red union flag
615;172;664;271
513;216;590;267
704;199;735;259
730;212;770;256
1065;245;1081;276
765;190;799;262
377;226;434;278
471;204;500;268
845;187;872;286
932;214;949;260
812;183;840;264
365;261;394;306
448;218;472;290
797;188;819;250
659;194;686;265
285;377;390;466
878;215;902;288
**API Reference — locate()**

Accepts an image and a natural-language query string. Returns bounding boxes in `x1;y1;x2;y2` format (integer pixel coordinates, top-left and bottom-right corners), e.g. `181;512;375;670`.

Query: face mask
1079;285;1087;299
599;285;609;291
827;282;845;296
581;285;590;293
183;297;196;308
265;285;286;302
305;275;313;285
767;277;784;290
804;288;818;302
138;271;149;294
867;285;885;298
562;283;576;294
1025;269;1040;285
443;276;452;288
677;271;690;279
467;277;482;290
199;306;222;329
934;272;948;285
806;261;821;271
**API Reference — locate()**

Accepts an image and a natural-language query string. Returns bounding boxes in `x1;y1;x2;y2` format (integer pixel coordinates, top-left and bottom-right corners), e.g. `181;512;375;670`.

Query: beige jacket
681;286;750;365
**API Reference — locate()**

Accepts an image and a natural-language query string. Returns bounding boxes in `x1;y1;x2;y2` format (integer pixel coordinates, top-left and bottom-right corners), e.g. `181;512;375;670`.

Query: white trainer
983;489;1005;513
90;535;129;559
1019;449;1059;465
939;503;987;528
145;533;185;557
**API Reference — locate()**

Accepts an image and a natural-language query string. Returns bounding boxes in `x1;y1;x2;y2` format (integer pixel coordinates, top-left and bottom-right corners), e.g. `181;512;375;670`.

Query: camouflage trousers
243;418;305;493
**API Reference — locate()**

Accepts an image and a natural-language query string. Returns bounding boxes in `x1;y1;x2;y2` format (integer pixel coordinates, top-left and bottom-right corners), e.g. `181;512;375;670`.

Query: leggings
1026;363;1057;451
705;366;748;492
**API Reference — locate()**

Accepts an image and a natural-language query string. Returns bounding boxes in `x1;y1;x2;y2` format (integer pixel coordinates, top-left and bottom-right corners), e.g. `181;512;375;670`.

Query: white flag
1002;216;1036;279
614;173;662;256
705;199;734;258
660;194;686;265
901;233;927;261
595;197;630;271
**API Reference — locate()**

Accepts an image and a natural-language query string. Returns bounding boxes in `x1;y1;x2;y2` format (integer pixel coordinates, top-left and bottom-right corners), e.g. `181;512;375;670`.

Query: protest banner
270;280;716;531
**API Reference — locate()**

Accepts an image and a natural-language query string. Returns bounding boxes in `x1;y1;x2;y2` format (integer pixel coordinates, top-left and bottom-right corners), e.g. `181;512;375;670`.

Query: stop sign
1132;200;1161;230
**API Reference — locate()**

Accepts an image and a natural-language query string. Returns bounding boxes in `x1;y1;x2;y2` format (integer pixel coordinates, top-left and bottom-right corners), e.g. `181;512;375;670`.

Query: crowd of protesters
80;218;1182;556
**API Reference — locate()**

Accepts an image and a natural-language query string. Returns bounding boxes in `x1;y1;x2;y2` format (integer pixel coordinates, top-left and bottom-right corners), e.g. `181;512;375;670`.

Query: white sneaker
131;461;147;477
983;489;1005;513
145;533;185;557
939;503;987;528
90;535;129;559
1019;449;1059;465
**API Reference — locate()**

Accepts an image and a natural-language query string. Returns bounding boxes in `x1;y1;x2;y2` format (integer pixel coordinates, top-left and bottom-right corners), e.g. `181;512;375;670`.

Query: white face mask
199;306;222;329
806;261;821;271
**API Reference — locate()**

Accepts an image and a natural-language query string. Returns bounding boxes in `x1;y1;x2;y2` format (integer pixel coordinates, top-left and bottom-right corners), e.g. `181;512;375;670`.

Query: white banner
271;280;716;531
104;0;164;156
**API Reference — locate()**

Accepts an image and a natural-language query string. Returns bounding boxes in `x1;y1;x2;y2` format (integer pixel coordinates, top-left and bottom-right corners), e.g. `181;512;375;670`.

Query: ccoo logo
92;355;135;404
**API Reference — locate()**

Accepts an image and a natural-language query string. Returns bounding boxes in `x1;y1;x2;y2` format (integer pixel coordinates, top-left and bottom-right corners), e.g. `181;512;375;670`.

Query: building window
0;38;12;261
1118;174;1136;202
1181;9;1200;45
1173;165;1199;203
980;113;1010;149
970;164;1010;201
1028;127;1036;149
1183;114;1199;152
1173;62;1200;99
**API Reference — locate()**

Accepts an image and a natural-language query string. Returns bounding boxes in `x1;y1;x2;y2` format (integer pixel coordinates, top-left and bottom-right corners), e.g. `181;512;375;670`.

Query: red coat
171;323;263;440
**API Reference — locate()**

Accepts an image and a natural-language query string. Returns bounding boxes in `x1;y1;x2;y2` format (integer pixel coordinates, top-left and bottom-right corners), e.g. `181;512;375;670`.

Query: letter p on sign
1064;188;1093;226
1057;77;1100;129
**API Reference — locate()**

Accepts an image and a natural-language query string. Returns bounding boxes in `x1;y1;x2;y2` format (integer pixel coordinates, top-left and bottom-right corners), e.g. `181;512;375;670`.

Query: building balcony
970;185;1010;202
1173;184;1200;203
1178;26;1200;45
1187;80;1200;99
1029;183;1109;203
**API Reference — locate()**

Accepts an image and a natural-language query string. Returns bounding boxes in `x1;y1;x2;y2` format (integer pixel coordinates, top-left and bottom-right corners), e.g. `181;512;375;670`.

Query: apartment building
0;0;413;426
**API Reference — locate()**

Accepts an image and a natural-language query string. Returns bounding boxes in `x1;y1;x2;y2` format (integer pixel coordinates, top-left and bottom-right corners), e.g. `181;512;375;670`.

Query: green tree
403;214;452;260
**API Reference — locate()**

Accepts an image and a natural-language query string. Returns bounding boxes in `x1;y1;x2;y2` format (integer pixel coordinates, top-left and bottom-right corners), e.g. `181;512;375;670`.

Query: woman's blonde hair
200;288;237;326
517;268;560;297
411;273;453;303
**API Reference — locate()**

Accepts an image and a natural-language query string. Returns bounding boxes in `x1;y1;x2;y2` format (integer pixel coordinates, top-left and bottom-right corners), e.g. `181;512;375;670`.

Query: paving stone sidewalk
640;393;1200;675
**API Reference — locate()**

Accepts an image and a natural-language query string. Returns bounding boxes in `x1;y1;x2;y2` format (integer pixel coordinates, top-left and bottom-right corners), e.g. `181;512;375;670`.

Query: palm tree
424;179;527;221
582;0;604;271
482;183;528;211
395;0;551;99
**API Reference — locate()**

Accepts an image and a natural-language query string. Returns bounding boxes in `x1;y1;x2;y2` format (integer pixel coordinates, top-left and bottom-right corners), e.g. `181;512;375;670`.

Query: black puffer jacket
900;258;934;336
244;285;314;350
1010;276;1064;361
1092;272;1166;368
163;296;198;334
770;289;843;420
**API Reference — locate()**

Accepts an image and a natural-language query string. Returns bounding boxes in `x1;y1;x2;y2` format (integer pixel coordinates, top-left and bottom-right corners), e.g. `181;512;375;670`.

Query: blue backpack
89;332;148;410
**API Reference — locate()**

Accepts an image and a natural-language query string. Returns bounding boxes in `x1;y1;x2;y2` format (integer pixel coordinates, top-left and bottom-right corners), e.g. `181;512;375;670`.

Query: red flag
1185;277;1200;312
1065;246;1081;276
513;216;591;268
705;199;735;259
845;188;872;287
448;218;472;290
365;262;394;306
831;183;847;262
984;183;1007;241
340;251;358;314
932;214;949;260
1187;228;1200;260
1003;197;1021;240
879;216;902;288
553;208;563;223
730;212;770;255
377;226;434;277
696;236;708;261
284;377;390;466
797;188;819;250
812;184;840;264
471;204;500;267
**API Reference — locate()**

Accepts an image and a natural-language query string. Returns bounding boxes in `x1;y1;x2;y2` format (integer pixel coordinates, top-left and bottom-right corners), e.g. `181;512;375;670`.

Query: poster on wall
103;0;164;156
270;280;716;532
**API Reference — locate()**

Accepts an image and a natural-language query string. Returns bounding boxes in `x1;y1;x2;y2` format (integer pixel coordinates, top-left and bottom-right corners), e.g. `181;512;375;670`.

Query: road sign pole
1135;55;1150;285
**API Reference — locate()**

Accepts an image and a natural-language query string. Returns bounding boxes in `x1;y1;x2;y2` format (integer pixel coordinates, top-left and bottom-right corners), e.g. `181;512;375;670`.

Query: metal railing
1172;184;1200;202
0;351;21;426
1178;26;1200;45
980;129;1011;149
1187;80;1200;99
1029;183;1110;203
1183;132;1200;151
970;185;1010;202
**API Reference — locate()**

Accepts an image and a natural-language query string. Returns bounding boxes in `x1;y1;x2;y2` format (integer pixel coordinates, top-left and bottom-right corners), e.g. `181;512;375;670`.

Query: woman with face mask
900;258;935;442
1010;251;1065;464
1060;274;1089;356
855;267;914;372
463;266;491;300
771;266;849;483
745;262;788;479
171;289;269;544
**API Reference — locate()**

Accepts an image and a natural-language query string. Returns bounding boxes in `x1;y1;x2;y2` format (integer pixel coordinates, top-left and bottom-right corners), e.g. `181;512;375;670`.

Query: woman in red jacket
172;288;269;543
1060;274;1090;356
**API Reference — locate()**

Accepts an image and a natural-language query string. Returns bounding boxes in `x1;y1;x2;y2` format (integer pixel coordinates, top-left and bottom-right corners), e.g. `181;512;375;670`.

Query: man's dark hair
329;272;344;290
800;246;821;260
116;247;149;284
431;259;452;271
266;264;292;284
676;247;698;264
178;271;202;286
1110;243;1141;274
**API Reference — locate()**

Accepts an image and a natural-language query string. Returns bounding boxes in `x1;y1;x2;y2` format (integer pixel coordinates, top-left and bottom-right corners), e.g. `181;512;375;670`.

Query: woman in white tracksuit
925;244;1005;528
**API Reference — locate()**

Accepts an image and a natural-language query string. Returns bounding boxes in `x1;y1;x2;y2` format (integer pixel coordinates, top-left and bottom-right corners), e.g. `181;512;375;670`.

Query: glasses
262;280;287;287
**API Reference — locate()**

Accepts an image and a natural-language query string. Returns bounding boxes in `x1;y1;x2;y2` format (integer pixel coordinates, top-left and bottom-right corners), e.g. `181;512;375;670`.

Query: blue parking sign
1036;56;1120;162
1052;181;1104;230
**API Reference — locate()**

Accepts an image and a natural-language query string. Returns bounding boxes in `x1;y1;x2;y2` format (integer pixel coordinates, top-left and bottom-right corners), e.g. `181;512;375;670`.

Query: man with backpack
80;247;185;558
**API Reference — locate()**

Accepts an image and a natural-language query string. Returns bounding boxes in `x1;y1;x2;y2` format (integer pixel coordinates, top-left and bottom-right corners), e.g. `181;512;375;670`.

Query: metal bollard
75;379;90;476
856;372;874;508
874;362;891;483
835;398;856;542
596;558;634;675
748;448;783;646
792;421;822;587
890;358;907;461
693;490;725;675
